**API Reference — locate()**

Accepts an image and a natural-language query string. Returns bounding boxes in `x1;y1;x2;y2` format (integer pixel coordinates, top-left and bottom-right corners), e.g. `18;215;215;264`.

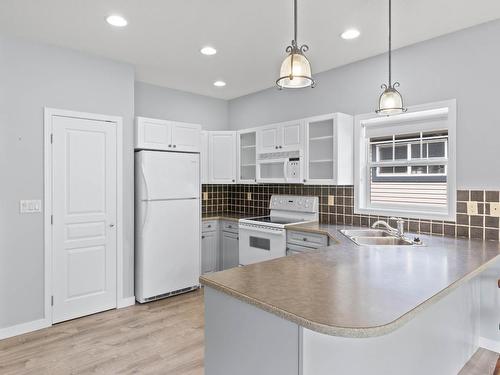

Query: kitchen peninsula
200;223;500;375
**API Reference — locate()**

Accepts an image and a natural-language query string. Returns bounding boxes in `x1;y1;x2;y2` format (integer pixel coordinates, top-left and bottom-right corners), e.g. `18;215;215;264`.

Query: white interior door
51;115;117;323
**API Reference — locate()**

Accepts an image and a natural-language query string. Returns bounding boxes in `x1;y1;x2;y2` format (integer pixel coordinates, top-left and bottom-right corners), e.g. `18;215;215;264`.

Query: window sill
354;205;456;222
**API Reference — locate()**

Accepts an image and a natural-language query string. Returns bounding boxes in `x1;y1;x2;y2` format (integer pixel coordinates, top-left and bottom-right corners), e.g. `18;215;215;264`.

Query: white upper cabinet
171;122;201;152
135;116;201;152
259;126;280;153
257;120;303;154
304;113;353;185
281;121;302;151
201;131;209;184
209;131;237;184
237;129;257;184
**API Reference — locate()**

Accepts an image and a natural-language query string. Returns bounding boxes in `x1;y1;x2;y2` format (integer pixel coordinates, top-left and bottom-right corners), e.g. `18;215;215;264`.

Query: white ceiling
0;0;499;99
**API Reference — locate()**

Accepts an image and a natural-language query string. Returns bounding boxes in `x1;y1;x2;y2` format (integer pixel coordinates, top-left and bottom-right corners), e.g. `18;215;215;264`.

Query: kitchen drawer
286;242;317;256
221;220;239;234
202;220;218;232
287;230;328;248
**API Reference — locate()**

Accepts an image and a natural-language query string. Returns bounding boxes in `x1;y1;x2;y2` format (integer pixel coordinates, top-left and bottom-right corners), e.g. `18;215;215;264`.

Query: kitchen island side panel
301;276;480;375
204;287;299;375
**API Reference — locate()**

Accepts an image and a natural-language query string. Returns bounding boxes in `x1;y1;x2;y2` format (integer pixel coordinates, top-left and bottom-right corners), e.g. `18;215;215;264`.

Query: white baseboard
117;296;136;309
479;336;500;353
0;318;51;340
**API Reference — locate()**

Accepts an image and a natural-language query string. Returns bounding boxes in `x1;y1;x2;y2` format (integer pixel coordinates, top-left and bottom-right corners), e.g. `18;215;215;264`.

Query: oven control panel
269;195;319;213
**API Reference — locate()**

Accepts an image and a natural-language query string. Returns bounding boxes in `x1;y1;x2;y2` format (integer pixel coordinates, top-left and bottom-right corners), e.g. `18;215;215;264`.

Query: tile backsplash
202;184;500;241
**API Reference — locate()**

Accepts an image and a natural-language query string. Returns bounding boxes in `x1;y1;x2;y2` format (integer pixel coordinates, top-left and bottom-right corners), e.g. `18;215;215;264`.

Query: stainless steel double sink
339;229;423;246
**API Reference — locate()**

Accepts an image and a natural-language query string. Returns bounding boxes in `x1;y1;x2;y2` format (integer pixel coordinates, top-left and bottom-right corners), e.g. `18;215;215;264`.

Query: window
354;100;456;220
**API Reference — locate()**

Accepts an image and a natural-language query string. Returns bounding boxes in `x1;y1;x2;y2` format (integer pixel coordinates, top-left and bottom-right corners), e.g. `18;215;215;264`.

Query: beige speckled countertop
200;222;500;338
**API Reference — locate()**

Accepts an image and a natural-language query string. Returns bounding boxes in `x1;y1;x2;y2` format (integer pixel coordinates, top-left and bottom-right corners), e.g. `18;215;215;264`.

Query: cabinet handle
275;146;278;149
303;179;307;182
207;224;212;228
168;144;172;147
173;144;177;148
237;237;239;240
228;225;232;228
202;235;205;239
303;237;308;241
279;145;283;149
232;179;235;182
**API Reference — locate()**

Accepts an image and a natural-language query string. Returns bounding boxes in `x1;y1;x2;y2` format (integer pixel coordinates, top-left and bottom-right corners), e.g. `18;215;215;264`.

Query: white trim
354;99;457;221
479;337;500;354
43;107;124;327
117;296;136;309
0;318;50;340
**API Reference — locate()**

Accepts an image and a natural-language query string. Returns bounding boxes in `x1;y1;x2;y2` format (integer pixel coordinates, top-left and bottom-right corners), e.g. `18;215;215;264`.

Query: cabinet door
201;131;209;184
202;231;218;274
258;126;279;153
304;115;335;184
135;117;172;151
171;122;201;152
209;132;237;184
238;130;257;183
222;232;239;270
280;121;302;152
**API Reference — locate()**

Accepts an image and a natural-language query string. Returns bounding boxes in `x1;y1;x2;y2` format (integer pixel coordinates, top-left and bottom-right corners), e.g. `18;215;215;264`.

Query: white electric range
238;195;319;265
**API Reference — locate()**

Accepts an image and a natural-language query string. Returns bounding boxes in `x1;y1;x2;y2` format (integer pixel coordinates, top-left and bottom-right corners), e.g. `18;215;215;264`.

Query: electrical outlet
202;192;208;201
466;201;478;215
490;202;500;217
247;192;252;201
328;195;335;206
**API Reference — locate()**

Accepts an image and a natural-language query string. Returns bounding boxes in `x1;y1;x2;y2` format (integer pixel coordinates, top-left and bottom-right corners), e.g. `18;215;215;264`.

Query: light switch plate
328;195;335;206
490;202;500;217
20;200;42;213
202;192;208;201
467;201;478;215
247;193;252;201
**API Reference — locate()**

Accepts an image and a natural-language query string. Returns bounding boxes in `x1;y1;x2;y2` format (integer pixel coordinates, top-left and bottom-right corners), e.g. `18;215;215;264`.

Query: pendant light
376;0;406;115
276;0;315;89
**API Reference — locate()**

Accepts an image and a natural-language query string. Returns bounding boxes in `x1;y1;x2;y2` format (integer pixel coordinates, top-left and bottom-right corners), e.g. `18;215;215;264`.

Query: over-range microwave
256;150;302;183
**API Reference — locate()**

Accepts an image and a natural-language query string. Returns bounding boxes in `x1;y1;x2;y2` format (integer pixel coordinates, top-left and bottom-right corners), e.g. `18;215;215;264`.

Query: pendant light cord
388;0;392;87
294;0;298;43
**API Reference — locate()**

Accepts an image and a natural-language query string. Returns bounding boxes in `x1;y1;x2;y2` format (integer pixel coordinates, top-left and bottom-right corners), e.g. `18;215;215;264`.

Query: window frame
354;99;457;221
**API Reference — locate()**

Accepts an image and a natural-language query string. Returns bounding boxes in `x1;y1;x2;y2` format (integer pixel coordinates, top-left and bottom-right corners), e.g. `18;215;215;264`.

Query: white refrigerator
135;150;201;303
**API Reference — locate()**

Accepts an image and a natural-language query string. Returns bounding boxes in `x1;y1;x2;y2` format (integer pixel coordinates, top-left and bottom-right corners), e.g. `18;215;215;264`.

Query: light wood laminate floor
0;289;204;375
0;288;498;374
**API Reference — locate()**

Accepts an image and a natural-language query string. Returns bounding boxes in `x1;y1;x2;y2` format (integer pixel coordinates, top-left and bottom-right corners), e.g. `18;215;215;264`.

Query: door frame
43;107;125;324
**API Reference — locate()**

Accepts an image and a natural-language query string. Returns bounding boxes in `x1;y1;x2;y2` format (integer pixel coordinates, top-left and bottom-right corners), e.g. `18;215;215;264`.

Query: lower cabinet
202;231;218;274
222;231;239;270
202;219;239;274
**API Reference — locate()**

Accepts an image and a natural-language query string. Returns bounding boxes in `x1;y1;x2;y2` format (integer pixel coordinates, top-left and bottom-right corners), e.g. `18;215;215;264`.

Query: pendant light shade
377;83;405;115
276;0;315;89
376;0;406;114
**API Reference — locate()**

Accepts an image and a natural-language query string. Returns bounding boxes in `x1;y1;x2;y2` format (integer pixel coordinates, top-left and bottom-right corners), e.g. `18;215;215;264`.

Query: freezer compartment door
135;199;200;301
136;151;200;200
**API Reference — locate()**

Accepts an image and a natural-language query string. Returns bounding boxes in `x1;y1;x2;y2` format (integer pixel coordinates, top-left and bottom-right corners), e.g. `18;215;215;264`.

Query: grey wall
0;36;135;329
228;20;500;190
135;81;229;130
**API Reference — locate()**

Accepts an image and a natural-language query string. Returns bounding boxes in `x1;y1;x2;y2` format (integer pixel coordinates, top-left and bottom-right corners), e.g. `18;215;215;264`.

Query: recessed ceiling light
106;15;128;27
340;28;360;40
213;81;226;87
200;46;217;56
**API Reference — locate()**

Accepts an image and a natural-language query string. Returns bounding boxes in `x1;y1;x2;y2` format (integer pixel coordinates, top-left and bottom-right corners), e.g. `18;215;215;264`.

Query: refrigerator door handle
141;200;149;233
140;160;150;201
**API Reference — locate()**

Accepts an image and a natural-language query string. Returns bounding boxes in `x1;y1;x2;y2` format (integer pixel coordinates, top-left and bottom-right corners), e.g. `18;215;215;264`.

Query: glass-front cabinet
304;113;354;185
237;129;257;183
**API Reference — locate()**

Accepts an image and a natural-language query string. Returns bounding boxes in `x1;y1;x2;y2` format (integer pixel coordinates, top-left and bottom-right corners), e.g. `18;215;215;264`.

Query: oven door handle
239;225;285;236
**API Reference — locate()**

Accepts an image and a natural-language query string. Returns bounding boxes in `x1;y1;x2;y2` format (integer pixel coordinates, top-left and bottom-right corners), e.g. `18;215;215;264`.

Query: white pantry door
51;115;117;323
